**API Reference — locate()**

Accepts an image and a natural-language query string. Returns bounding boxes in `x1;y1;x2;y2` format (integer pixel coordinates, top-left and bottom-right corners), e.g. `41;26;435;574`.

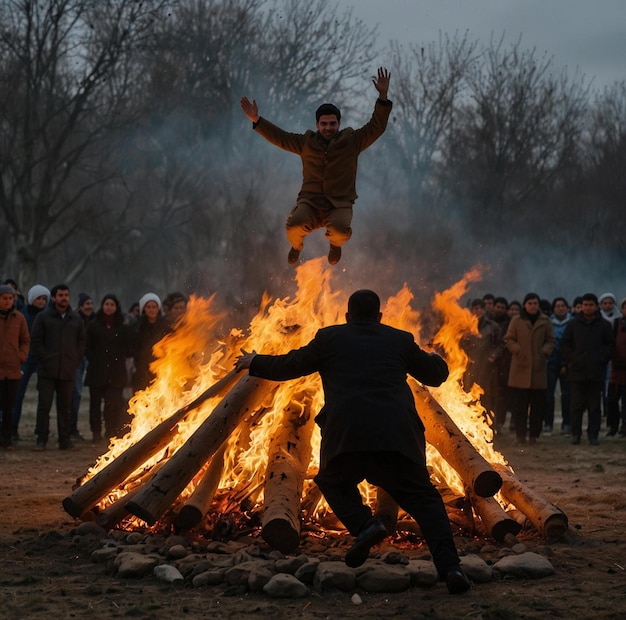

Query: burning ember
63;259;567;551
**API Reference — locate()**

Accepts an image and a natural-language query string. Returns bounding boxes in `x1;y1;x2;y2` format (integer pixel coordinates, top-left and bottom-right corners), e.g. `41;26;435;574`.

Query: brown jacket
253;99;392;204
505;313;555;389
0;309;30;379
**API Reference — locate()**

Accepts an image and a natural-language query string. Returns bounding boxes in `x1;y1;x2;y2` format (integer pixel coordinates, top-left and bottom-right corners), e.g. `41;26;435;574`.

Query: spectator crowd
0;278;188;451
1;277;624;452
461;291;624;446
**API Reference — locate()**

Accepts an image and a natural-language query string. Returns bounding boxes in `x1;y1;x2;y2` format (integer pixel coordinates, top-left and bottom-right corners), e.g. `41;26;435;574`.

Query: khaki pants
286;195;353;250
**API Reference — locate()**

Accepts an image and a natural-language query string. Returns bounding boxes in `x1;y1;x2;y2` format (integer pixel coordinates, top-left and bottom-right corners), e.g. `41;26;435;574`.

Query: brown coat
0;309;30;379
505;313;555;389
253;99;392;204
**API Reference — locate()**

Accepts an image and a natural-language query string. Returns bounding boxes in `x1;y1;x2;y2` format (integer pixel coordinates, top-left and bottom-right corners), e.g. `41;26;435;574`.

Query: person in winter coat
0;284;30;449
11;284;50;440
461;299;503;417
131;293;169;393
70;293;95;440
561;293;615;445
240;68;392;266
607;297;626;436
505;293;555;445
85;294;132;443
235;289;471;595
545;297;572;434
30;284;86;450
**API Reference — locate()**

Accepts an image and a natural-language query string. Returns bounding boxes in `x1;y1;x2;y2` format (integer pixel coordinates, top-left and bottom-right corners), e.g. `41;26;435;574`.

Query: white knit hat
599;292;616;304
139;292;162;315
27;284;51;305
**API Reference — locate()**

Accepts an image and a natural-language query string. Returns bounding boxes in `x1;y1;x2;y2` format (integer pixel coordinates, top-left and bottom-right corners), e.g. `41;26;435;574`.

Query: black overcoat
84;317;132;389
249;320;449;469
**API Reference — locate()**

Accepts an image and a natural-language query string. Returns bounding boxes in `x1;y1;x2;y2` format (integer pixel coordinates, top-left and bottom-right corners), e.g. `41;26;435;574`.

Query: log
96;485;143;530
62;368;242;518
174;442;228;530
493;464;569;538
126;374;277;525
261;394;316;553
411;383;502;497
469;493;522;542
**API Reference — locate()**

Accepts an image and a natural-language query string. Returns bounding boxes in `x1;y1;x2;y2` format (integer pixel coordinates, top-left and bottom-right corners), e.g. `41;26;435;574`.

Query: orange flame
85;259;509;522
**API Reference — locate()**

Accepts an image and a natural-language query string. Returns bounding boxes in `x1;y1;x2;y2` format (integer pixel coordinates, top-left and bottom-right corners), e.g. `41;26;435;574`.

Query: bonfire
63;259;567;552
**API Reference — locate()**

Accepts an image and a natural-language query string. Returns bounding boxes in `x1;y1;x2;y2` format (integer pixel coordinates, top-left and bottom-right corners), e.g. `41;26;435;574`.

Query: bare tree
0;0;172;287
385;33;478;213
442;36;589;236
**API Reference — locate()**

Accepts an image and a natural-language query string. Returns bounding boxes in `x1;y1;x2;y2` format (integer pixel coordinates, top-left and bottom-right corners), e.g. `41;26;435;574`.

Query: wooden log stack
63;372;568;549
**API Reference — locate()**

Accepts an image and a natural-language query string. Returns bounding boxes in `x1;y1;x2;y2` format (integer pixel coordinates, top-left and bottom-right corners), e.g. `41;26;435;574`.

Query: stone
380;551;410;565
263;573;308;598
294;559;320;584
74;522;108;537
275;554;310;574
406;559;438;587
154;564;184;583
114;552;160;578
248;566;275;592
493;552;556;579
224;560;274;586
314;561;356;592
192;568;226;587
356;563;411;593
91;547;118;563
460;554;493;583
167;544;188;559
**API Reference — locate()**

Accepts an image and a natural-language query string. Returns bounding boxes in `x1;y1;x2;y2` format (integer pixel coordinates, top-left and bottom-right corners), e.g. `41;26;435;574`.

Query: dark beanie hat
78;292;92;307
316;103;341;122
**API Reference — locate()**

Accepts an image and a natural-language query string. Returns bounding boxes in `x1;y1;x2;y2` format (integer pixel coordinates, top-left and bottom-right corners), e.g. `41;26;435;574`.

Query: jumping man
240;67;392;265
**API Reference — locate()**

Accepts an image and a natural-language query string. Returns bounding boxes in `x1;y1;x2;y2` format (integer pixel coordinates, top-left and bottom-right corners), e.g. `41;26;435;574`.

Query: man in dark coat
240;68;392;266
236;289;470;594
561;293;614;445
30;284;86;450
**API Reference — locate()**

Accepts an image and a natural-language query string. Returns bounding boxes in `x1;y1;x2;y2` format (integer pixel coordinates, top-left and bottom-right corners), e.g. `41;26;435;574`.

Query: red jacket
0;309;30;379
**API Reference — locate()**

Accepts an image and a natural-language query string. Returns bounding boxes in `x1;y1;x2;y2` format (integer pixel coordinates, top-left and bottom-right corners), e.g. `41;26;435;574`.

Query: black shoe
345;519;387;568
446;566;471;594
589;437;600;446
33;440;46;452
59;440;75;450
70;431;86;442
287;247;301;265
571;436;581;445
328;245;341;265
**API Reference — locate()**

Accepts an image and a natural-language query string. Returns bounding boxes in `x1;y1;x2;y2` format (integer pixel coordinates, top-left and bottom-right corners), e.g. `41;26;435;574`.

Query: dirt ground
1;387;626;619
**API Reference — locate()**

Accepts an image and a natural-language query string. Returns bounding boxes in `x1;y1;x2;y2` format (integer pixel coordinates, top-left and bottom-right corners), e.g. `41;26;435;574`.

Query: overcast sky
349;0;626;91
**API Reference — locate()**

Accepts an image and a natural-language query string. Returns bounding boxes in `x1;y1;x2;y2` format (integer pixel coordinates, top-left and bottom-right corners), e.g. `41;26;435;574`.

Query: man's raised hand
240;97;260;123
372;67;390;101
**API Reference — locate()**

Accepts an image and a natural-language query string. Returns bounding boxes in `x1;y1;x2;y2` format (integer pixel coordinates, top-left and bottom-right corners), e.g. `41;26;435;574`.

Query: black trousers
607;382;626;434
89;386;125;439
570;380;603;439
36;377;73;445
314;448;460;577
0;379;19;444
511;387;545;441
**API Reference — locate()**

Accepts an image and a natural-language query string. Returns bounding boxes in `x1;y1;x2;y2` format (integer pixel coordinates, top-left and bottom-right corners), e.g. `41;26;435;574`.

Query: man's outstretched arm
240;97;260;123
